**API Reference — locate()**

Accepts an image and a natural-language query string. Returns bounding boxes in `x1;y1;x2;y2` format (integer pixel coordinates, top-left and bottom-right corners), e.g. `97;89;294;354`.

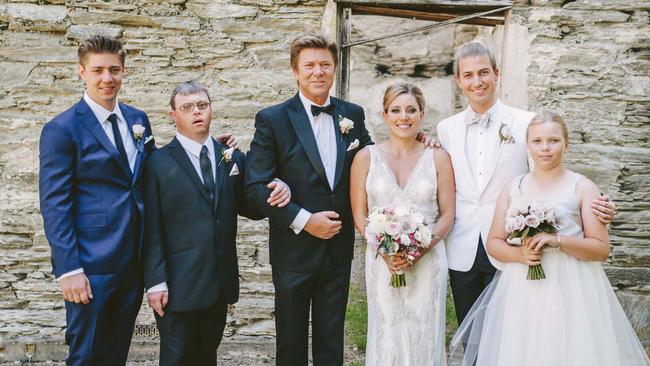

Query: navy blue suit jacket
39;98;155;277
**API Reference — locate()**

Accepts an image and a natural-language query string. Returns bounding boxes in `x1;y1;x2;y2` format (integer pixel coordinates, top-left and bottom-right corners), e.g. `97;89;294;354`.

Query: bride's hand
529;232;559;251
382;253;409;273
519;243;542;266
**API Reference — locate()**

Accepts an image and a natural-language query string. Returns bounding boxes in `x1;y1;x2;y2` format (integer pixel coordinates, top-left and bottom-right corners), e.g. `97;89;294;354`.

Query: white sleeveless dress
452;172;650;366
364;146;448;366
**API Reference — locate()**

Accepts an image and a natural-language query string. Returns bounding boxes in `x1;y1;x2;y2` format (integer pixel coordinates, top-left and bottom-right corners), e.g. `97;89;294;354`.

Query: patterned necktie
200;145;215;202
311;104;335;117
108;113;131;174
469;112;491;128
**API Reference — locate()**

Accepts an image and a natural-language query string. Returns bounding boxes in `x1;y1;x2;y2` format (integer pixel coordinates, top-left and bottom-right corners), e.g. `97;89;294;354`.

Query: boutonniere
132;124;145;142
219;147;235;166
338;115;354;134
499;122;514;144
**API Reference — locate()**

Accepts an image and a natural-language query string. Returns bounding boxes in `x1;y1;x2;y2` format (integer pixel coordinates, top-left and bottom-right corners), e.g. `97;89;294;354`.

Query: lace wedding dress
452;171;650;366
364;146;448;366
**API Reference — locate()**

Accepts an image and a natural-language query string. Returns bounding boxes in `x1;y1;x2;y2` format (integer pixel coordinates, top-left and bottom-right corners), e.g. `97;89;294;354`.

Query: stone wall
0;0;328;361
0;0;648;362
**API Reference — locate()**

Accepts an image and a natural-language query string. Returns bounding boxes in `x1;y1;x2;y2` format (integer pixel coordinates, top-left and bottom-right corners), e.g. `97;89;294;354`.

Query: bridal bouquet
365;205;433;287
505;200;558;280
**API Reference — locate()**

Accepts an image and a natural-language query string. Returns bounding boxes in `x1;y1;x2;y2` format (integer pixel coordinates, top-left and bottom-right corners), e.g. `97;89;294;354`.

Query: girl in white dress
451;111;650;366
350;83;455;366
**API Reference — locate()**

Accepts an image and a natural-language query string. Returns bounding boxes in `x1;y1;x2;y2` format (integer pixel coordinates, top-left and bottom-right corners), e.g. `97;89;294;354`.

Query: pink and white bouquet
505;199;558;280
365;205;434;287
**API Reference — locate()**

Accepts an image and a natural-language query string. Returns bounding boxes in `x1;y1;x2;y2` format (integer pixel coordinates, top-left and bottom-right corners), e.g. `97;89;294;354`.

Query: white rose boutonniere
499;122;514;144
338;115;354;134
132;124;145;142
219;147;235;166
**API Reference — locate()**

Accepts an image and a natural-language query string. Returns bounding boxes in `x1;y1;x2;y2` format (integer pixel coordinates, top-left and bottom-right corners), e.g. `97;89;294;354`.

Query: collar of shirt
299;91;332;122
464;98;502;127
83;91;127;126
176;132;214;160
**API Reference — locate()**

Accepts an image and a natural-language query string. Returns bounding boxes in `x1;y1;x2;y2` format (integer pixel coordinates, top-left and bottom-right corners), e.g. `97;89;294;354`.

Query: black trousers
155;292;228;366
449;236;497;325
272;253;351;366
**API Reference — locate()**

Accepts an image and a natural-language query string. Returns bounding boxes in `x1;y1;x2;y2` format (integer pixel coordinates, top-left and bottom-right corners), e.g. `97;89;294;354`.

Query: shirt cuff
290;209;311;234
147;282;168;294
58;268;84;280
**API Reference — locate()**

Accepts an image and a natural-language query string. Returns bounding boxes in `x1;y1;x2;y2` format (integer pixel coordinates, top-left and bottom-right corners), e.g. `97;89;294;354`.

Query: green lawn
344;284;459;365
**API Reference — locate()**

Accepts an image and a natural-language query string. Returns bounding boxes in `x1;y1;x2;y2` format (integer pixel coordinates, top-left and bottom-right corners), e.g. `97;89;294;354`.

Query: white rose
132;124;145;139
545;209;556;224
414;225;432;247
506;206;520;218
223;147;235;161
399;234;411;246
514;200;530;216
339;117;354;134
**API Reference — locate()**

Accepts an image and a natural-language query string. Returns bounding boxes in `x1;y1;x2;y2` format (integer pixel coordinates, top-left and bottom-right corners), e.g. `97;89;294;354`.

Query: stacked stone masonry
0;0;648;362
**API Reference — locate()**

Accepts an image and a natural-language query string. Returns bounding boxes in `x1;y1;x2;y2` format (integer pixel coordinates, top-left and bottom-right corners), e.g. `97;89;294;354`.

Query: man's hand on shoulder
304;211;341;239
416;131;441;149
215;132;239;150
60;273;93;304
147;290;168;317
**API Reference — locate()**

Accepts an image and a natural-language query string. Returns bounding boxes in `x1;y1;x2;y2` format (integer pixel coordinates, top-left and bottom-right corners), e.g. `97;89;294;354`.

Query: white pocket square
229;163;240;176
144;135;154;144
346;139;359;152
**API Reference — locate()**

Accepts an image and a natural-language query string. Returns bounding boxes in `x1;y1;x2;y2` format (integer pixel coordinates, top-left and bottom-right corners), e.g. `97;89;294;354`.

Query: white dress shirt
58;92;138;280
464;101;501;191
289;92;337;234
147;133;216;294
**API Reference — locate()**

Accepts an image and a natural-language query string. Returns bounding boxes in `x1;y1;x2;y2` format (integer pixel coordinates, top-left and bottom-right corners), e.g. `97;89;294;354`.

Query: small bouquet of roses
505;200;558;280
364;205;434;287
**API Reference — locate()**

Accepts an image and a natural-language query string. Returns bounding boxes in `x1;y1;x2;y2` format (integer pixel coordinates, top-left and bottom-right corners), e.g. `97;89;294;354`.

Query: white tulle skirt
451;249;649;366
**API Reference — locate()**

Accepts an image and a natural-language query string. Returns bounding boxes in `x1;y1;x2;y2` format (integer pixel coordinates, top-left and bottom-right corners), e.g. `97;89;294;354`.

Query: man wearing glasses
142;81;291;365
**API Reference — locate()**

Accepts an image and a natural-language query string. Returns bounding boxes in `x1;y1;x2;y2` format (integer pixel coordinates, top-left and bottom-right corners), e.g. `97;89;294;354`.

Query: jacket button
330;194;336;199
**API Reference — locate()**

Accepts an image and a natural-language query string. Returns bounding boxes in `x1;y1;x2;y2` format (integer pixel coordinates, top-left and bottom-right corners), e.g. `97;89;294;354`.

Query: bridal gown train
452;171;650;366
364;146;447;366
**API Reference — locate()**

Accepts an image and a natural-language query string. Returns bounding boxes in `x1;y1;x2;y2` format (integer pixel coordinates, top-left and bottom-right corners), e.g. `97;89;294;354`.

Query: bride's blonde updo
526;111;570;147
382;82;426;113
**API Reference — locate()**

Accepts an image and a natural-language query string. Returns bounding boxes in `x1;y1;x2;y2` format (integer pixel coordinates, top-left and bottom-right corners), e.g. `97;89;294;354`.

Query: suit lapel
455;111;479;194
76;99;132;179
287;95;330;188
332;100;347;190
168;138;214;207
212;138;227;213
120;104;145;183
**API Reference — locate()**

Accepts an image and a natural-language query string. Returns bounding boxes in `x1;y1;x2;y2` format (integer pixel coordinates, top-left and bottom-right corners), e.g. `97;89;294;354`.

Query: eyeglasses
177;101;210;113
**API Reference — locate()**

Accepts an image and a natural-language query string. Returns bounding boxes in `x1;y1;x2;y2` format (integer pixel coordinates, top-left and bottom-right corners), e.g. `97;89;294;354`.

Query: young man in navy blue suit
39;36;152;365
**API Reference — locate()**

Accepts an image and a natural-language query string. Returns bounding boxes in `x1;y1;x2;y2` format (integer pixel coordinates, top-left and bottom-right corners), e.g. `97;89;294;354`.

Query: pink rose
386;222;401;237
524;214;540;228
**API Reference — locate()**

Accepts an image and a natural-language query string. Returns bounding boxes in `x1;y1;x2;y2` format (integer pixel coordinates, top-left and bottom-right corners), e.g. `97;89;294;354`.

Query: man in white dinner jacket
437;42;616;324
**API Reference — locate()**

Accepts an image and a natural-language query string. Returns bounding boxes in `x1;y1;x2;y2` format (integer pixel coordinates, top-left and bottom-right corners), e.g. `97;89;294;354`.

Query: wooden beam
350;4;504;26
336;6;352;100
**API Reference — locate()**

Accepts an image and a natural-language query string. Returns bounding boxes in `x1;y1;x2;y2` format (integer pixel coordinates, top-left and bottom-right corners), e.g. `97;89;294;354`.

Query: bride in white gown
351;83;456;366
451;111;650;366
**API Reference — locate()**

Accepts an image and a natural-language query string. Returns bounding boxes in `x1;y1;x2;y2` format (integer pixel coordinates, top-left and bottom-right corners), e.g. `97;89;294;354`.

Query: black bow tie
311;104;335;117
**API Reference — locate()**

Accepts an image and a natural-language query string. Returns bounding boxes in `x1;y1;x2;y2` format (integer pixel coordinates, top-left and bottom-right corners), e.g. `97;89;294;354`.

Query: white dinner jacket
437;99;536;271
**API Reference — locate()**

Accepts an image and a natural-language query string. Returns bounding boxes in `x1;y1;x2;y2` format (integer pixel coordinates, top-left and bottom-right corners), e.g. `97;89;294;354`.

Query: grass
344;283;460;365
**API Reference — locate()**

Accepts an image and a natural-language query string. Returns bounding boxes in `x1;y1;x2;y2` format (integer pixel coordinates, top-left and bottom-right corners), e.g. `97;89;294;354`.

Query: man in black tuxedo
246;32;373;366
142;81;291;365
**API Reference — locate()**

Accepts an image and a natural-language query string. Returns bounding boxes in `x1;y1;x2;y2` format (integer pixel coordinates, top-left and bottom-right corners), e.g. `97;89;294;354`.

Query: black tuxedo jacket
245;93;373;271
142;137;261;311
